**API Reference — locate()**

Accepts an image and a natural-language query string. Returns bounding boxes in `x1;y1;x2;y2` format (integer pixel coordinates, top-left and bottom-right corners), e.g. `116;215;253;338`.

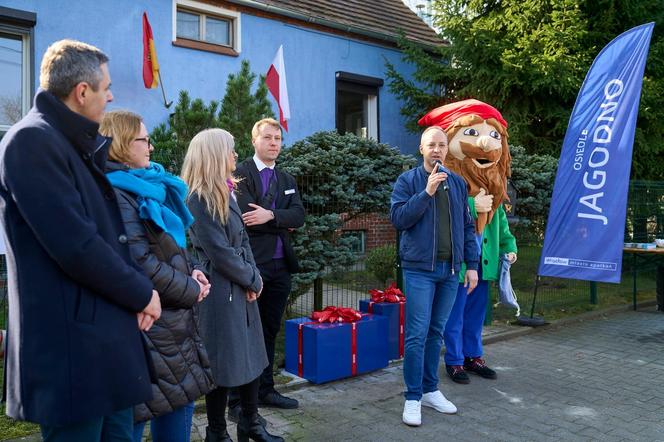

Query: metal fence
286;180;664;322
284;171;398;317
0;181;661;330
286;210;396;317
485;180;663;322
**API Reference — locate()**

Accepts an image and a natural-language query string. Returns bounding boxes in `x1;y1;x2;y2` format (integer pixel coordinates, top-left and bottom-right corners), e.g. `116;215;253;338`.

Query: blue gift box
359;299;405;361
285;314;389;384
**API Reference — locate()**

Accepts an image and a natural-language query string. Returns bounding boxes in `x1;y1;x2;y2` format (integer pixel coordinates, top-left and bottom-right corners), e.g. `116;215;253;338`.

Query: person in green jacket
418;99;518;384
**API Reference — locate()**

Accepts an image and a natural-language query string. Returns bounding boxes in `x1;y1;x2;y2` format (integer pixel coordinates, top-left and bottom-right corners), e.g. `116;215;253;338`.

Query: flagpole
157;71;172;109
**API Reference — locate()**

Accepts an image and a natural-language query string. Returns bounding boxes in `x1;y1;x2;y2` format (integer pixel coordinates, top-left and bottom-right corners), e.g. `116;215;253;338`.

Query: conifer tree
277;131;417;301
219;60;275;160
150;90;219;174
386;0;664;180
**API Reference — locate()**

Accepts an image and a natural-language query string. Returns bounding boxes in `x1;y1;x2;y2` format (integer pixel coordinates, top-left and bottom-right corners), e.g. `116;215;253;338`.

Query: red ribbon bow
311;306;363;323
369;282;406;303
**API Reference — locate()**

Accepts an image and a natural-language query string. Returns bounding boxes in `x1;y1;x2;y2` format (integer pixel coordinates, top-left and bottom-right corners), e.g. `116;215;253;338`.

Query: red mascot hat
418;99;508;131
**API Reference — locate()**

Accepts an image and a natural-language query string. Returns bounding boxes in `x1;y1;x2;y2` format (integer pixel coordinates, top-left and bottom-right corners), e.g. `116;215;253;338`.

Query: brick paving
190;310;664;441
9;309;664;441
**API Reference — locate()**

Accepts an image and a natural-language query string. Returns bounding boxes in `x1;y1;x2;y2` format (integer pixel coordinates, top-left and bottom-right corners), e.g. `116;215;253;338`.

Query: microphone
437;163;450;192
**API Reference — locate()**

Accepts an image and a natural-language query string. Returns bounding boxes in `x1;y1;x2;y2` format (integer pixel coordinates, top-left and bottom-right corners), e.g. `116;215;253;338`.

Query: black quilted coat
107;161;215;423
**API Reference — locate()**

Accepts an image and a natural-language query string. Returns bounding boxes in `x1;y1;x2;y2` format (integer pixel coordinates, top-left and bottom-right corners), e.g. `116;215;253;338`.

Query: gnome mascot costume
419;99;517;384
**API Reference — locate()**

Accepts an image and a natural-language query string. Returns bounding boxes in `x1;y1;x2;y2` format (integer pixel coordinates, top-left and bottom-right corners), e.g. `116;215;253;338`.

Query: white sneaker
402;400;422;426
421;390;457;414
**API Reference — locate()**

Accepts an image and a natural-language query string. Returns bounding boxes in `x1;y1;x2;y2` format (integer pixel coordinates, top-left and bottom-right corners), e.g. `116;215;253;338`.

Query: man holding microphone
390;126;479;427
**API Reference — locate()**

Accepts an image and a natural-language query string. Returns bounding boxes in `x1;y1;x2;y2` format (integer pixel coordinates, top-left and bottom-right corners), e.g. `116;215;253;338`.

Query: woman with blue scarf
100;110;215;442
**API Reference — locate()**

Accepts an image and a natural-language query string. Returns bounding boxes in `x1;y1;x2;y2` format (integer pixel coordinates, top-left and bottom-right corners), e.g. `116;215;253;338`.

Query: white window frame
336;72;383;142
0;27;31;133
172;0;241;53
366;95;378;140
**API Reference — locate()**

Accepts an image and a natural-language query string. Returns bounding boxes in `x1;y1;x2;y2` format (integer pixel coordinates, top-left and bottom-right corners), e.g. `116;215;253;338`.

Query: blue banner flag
538;23;654;283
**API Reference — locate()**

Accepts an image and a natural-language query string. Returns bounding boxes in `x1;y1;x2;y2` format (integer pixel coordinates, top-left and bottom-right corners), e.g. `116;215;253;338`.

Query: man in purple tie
232;118;305;413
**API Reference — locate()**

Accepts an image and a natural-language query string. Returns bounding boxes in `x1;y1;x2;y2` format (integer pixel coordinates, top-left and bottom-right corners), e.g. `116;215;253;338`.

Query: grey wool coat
187;193;268;387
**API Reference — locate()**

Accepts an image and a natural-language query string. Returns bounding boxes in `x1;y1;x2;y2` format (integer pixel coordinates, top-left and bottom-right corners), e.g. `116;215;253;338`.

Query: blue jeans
41;407;133;442
132;402;195;442
403;261;458;401
444;279;489;366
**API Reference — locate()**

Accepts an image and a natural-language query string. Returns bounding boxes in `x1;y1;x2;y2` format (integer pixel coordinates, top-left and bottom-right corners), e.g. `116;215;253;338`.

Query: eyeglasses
134;137;152;148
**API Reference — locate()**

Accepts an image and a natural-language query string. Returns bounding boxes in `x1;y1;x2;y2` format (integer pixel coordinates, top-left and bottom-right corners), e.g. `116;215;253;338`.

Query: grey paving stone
12;310;664;442
225;311;664;441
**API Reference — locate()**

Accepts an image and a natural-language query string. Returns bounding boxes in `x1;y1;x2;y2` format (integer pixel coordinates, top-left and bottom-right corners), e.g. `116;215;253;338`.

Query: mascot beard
445;120;511;233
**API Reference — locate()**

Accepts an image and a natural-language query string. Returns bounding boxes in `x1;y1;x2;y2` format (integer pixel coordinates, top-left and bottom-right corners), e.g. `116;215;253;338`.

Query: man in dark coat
0;39;161;441
232;118;305;411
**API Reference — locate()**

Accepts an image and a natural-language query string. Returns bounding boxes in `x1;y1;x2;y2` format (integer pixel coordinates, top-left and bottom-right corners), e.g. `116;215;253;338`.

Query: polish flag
266;45;290;132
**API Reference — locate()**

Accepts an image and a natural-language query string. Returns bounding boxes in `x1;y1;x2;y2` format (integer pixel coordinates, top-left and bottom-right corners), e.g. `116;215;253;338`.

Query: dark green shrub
150;90;219;175
218;60;275;161
278;131;416;299
365;244;397;285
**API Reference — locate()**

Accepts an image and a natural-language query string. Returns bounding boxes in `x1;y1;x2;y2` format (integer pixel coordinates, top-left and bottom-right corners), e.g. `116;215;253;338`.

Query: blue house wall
1;0;422;155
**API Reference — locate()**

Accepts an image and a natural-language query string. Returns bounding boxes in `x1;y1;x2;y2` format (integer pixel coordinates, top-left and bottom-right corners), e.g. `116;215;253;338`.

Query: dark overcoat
187;194;267;387
109;162;215;423
0;90;154;426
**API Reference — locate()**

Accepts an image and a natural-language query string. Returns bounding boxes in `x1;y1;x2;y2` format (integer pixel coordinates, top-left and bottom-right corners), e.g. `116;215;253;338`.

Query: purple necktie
258;167;284;259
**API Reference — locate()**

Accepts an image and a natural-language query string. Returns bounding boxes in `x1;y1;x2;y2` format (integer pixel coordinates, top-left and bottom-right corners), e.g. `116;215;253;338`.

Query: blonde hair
181;128;238;223
251;117;281;141
99;110;142;164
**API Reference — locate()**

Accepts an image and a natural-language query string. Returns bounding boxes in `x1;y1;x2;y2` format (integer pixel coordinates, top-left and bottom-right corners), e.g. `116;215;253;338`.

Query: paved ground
9;309;664;441
190;309;664;441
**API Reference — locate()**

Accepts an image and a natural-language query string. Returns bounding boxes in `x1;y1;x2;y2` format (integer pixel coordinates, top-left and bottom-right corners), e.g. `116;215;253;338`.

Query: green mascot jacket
459;200;517;282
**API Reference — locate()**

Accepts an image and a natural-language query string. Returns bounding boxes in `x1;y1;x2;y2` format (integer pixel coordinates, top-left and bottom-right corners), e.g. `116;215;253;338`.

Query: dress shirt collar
253;154;275;171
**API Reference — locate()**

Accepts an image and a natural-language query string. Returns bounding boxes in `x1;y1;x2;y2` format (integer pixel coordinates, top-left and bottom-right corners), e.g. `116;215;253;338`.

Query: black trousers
256;259;292;397
205;378;259;433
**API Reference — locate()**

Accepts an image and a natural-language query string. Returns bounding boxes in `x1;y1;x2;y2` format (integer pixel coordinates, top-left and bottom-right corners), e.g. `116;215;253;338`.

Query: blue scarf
107;162;193;248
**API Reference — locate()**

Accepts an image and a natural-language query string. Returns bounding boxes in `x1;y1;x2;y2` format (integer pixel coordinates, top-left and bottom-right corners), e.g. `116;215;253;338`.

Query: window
336;72;383;141
172;1;241;56
0;7;35;134
176;10;231;46
343;230;366;255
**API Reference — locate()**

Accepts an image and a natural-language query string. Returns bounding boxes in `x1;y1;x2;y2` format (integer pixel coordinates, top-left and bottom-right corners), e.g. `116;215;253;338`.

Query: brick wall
342;212;396;252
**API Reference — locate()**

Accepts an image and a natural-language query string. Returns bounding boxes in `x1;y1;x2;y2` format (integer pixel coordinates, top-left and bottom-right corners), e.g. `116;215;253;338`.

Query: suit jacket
235;158;305;273
0;90;154;425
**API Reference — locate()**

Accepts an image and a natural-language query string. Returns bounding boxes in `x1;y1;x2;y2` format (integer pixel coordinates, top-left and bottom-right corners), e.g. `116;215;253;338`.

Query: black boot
205;426;233;442
237;413;284;442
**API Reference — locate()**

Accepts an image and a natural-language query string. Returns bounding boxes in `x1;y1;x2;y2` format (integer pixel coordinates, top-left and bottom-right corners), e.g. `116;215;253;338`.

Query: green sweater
459;201;517;282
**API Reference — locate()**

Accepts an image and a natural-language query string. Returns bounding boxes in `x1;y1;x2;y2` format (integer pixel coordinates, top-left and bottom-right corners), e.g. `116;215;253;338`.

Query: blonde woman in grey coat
182;128;284;442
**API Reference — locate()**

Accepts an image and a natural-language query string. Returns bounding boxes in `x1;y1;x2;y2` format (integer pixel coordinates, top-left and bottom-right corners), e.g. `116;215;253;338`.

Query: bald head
419;126;449;172
420;126;447;147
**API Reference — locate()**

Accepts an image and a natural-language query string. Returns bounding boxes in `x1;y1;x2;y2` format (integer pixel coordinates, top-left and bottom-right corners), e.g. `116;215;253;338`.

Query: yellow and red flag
142;12;159;89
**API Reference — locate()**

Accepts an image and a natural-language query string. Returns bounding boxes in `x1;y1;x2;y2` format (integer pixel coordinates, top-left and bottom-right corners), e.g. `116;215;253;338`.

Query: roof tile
245;0;441;46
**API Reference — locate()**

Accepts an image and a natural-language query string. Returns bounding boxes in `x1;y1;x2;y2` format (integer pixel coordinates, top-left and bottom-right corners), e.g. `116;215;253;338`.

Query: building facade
0;0;440;156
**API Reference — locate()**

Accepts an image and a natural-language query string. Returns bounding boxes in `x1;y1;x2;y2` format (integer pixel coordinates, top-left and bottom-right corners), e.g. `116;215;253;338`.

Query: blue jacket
390;166;479;273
